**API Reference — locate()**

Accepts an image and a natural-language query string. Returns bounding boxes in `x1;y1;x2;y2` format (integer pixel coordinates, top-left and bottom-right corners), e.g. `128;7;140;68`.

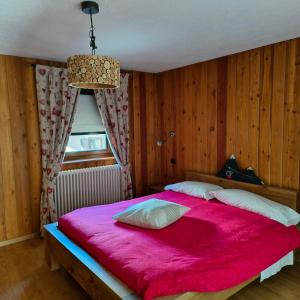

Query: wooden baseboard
0;233;38;248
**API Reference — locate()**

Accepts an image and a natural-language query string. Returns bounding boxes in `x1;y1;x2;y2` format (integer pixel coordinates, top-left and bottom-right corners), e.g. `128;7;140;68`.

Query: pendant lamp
67;1;120;89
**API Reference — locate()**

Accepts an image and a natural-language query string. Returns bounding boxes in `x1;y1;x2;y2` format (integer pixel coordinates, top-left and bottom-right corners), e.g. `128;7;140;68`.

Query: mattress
58;191;300;299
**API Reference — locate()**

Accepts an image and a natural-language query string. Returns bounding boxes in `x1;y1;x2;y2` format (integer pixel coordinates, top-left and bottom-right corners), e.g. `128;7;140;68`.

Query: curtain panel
94;73;133;199
36;65;80;228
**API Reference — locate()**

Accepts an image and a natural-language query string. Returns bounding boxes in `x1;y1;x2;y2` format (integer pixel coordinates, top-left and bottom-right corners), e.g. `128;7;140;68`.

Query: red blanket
58;191;300;299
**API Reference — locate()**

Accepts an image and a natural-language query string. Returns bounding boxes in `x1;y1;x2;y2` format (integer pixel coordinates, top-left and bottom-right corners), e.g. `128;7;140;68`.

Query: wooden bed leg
44;229;61;271
45;249;61;271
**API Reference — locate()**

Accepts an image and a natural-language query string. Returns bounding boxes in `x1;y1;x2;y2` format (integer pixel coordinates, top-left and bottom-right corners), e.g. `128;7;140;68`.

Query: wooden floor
0;239;300;300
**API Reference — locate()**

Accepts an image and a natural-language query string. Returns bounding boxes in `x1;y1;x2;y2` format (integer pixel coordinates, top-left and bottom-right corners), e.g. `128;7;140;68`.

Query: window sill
63;156;115;164
61;157;116;171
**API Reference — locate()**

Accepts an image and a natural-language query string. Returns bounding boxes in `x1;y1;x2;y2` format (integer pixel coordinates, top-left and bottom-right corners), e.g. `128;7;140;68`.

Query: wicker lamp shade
67;55;120;89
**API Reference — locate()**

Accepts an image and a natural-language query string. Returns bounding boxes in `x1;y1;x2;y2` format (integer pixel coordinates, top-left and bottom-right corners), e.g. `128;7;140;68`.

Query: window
66;132;108;153
64;91;114;163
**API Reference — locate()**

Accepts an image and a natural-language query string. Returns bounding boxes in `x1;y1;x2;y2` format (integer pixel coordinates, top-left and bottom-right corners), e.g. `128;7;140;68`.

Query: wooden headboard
186;171;300;212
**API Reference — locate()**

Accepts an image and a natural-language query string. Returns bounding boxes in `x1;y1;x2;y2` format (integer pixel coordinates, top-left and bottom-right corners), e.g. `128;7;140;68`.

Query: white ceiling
0;0;300;73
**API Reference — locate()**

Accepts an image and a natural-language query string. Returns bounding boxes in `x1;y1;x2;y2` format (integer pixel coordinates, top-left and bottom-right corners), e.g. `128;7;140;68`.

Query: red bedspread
58;191;300;299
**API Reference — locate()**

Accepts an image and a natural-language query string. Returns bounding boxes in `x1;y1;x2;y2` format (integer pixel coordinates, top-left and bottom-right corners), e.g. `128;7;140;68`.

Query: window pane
66;133;107;153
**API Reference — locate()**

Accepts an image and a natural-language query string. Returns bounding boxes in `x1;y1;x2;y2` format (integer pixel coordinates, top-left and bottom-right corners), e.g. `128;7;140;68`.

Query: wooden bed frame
44;172;300;300
185;172;300;212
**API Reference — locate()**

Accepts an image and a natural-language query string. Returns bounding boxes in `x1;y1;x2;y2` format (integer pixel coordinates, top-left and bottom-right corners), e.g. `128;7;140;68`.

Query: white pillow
112;199;190;229
164;181;223;200
210;189;300;226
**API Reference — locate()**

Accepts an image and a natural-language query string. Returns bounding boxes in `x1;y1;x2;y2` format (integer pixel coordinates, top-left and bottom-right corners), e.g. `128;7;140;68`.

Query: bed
44;172;300;300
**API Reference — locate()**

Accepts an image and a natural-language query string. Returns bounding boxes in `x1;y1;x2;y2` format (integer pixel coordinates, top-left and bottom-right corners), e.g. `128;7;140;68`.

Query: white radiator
55;164;122;218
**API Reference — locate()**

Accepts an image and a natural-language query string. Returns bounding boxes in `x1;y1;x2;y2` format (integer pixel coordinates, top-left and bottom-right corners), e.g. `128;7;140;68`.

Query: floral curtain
36;65;80;228
94;73;133;199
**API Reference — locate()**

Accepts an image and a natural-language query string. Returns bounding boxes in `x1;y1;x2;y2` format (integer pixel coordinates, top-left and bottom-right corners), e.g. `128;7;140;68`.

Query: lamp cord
89;8;97;55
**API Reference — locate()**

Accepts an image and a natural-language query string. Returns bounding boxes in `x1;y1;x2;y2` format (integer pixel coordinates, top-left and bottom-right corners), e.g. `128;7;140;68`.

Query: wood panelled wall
226;40;300;189
131;38;300;194
158;57;228;182
0;55;127;242
0;56;40;241
0;55;66;242
130;72;162;196
0;37;299;241
0;55;129;242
